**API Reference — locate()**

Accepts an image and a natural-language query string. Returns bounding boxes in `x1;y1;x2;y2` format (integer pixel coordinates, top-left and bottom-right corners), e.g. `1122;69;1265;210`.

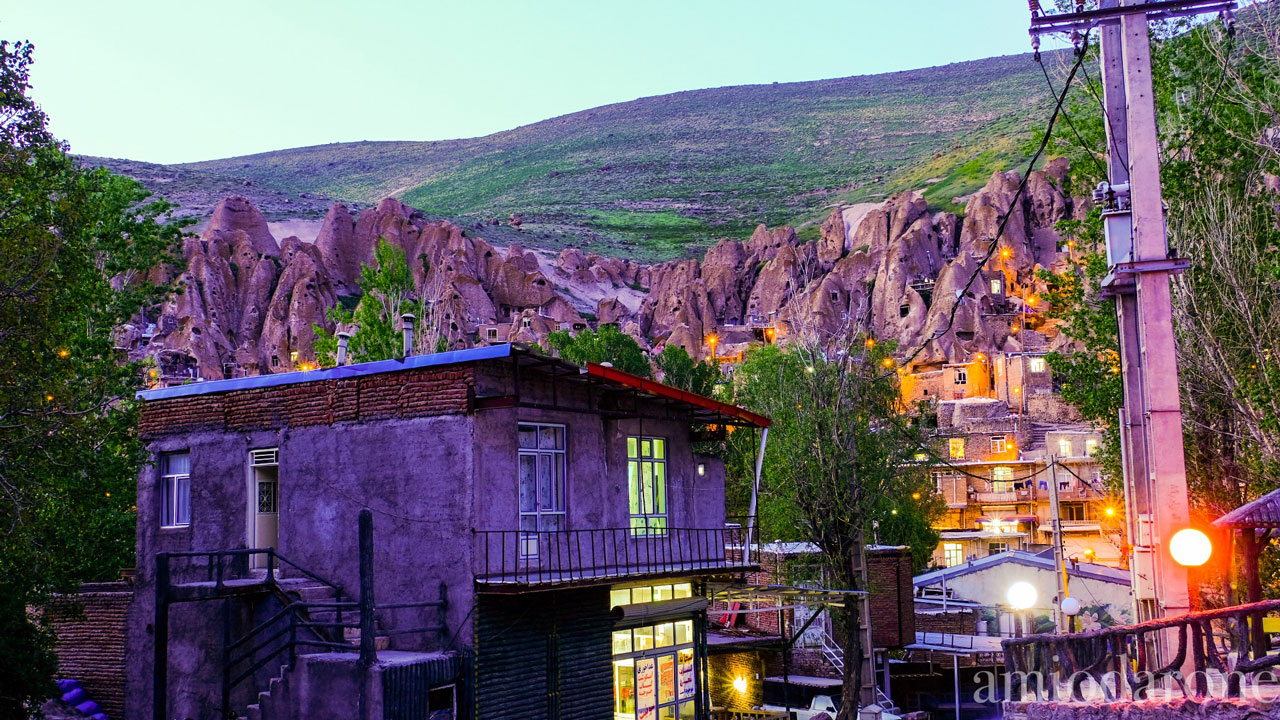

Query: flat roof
913;549;1130;588
138;343;771;428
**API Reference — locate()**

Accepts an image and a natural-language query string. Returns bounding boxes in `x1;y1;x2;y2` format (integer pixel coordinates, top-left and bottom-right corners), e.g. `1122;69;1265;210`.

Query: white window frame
1059;438;1073;457
1029;357;1047;373
628;436;668;536
954;369;968;385
943;543;963;567
518;423;567;557
990;436;1007;454
160;451;191;528
991;466;1013;493
1085;438;1099;456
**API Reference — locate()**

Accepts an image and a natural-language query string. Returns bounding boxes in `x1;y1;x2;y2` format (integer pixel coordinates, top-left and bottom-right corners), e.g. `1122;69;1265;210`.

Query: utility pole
1047;456;1067;633
1028;0;1236;667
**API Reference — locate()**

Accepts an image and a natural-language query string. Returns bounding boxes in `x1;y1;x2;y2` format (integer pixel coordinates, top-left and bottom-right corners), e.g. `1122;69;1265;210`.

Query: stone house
127;343;771;720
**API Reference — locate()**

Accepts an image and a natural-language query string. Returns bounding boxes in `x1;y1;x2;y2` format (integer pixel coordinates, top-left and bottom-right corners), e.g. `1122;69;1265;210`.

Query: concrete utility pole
1028;0;1235;664
1047;456;1067;633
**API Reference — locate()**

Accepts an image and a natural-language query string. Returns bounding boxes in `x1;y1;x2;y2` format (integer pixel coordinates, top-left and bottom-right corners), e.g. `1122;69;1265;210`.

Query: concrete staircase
243;663;292;720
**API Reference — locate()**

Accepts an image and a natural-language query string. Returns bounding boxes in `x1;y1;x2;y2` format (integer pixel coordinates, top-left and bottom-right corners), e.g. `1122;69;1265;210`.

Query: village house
126;342;773;720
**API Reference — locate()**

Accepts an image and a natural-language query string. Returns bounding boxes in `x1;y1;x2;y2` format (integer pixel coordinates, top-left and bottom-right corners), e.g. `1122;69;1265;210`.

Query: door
250;449;279;569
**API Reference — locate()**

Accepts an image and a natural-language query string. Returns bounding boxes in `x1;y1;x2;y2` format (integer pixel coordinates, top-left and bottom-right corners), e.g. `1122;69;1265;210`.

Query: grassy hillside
144;52;1060;260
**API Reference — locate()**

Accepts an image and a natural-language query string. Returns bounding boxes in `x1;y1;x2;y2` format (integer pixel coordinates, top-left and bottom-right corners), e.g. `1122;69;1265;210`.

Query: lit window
1029;357;1047;373
160;452;191;528
949;438;965;459
628;437;668;536
991;436;1008;454
518;423;566;557
1059;438;1073;457
991;467;1013;493
944;543;963;567
1085;438;1099;456
990;278;1003;295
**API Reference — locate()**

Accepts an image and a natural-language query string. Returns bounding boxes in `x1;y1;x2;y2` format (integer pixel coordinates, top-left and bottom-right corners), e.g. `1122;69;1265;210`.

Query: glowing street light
732;677;747;693
1060;596;1082;617
1170;528;1213;567
911;492;921;501
1105;506;1116;517
882;357;894;368
1007;581;1037;610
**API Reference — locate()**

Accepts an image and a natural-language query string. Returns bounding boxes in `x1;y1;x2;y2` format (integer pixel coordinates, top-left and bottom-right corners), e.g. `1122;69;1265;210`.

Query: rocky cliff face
125;162;1082;380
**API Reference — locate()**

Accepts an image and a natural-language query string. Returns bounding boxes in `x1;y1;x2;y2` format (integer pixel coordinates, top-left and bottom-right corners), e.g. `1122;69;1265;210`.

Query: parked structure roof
1214;487;1280;529
912;549;1130;588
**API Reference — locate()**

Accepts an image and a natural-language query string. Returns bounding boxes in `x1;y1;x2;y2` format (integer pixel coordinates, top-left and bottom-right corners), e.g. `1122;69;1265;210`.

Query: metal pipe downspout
744;426;770;565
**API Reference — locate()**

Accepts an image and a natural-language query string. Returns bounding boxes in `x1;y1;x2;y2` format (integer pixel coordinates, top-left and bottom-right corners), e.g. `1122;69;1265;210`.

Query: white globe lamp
1169;528;1212;567
1007;581;1038;610
1060;596;1082;617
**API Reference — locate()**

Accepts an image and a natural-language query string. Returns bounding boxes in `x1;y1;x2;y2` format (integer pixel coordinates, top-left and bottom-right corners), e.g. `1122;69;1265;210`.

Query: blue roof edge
912;549;1130;587
137;344;515;402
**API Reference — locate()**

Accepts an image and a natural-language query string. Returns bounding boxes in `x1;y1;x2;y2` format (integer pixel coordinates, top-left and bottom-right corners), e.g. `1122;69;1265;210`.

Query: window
943;543;963;567
1085;438;1099;456
487;328;498;340
990;277;1003;295
1058;438;1073;457
518;423;566;557
949;438;965;460
991;436;1008;454
628;437;667;535
991;467;1013;493
954;369;968;385
988;541;1009;555
611;583;693;608
1063;504;1085;521
613;619;697;720
160;452;191;528
1029;357;1047;373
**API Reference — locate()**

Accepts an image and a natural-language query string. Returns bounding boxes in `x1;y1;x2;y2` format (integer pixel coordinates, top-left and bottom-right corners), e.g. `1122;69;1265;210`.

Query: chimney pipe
336;331;350;366
401;313;415;358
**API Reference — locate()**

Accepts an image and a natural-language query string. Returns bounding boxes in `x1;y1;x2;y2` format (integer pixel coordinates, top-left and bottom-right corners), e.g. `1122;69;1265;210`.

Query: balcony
975;489;1030;504
473;526;751;590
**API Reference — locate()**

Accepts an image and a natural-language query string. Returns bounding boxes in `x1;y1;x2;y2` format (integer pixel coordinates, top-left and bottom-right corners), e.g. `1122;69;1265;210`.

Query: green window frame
627;436;667;536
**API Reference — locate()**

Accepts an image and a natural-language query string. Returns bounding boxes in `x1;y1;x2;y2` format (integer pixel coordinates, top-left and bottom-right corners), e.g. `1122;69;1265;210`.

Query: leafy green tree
545;324;651;377
726;341;939;717
653;344;720;395
0;40;182;716
313;239;430;365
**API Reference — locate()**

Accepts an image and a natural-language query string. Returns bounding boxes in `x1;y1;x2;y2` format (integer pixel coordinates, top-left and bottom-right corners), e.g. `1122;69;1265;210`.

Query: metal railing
474;526;751;586
1002;598;1280;701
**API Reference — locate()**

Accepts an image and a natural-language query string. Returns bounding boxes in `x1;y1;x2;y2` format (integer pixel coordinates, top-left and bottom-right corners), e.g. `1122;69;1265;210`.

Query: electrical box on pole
1027;0;1236;670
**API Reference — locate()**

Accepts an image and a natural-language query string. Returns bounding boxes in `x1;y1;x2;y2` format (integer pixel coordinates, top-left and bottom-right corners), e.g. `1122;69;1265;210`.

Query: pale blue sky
5;1;1042;164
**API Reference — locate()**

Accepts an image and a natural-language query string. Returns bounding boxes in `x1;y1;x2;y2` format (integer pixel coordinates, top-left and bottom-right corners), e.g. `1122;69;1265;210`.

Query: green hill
157;52;1060;260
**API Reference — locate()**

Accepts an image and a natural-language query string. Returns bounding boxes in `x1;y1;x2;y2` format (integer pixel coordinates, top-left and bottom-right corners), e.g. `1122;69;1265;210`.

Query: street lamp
1170;528;1212;567
1008;581;1037;638
1061;596;1082;633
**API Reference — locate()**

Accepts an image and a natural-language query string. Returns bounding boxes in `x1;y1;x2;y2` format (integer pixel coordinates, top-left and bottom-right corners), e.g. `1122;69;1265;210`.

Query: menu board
678;651;695;700
637;658;657;720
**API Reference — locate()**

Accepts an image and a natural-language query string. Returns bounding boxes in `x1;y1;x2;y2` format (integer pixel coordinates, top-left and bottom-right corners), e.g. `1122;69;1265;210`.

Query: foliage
0;40;182;716
724;341;939;717
545;324;651;377
653;345;719;396
313;239;431;365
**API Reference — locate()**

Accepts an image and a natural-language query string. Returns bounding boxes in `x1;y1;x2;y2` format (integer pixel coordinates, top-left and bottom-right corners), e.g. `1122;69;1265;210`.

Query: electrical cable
880;35;1094;380
1037;54;1109;177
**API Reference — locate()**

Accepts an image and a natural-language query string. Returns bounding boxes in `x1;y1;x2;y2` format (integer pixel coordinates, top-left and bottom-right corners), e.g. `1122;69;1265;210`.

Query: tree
545;324;651;377
653;344;720;395
0;40;182;716
727;340;939;718
313;239;433;365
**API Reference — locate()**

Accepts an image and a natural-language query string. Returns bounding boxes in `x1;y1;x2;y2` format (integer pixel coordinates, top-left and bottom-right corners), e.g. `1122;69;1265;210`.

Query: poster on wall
637;657;657;720
677;650;695;699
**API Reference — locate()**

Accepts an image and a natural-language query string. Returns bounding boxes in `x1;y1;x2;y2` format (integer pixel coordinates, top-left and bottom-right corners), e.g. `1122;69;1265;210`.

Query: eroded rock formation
131;165;1083;380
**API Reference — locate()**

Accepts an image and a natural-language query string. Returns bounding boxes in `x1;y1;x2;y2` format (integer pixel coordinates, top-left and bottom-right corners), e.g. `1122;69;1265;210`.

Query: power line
883;36;1094;378
1037;54;1109;177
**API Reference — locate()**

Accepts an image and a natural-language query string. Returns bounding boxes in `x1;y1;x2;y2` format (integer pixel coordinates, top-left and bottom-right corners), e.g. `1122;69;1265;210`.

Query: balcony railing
1002;599;1280;702
976;490;1028;503
473;526;750;587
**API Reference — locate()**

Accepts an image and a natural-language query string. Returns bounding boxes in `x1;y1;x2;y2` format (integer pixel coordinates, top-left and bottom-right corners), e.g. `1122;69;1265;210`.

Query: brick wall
139;366;474;437
762;647;841;679
868;548;915;649
708;651;765;710
44;583;132;719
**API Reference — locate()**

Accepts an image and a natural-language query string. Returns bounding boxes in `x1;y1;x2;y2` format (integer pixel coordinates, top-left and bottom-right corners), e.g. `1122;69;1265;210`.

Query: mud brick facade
868;547;915;648
45;583;132;719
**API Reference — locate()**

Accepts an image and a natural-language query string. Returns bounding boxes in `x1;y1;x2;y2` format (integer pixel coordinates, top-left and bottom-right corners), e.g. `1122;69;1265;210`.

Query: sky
5;1;1041;164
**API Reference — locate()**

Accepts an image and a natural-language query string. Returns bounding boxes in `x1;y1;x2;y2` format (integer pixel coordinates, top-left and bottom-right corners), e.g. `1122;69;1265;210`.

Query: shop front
610;581;709;720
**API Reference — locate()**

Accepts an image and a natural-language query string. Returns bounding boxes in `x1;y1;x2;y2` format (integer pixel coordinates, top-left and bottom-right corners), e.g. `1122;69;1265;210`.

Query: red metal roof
586;363;771;428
